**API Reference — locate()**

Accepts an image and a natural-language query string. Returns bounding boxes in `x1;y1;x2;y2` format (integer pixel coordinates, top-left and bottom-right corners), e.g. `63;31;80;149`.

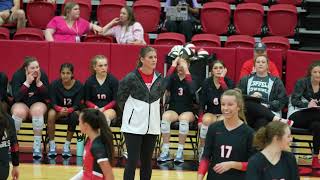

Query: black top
49;79;83;111
203;121;255;180
167;73;196;113
0;72;8;102
0;114;19;167
11;69;49;106
291;77;320;108
200;77;234;114
84;74;118;108
246;151;300;180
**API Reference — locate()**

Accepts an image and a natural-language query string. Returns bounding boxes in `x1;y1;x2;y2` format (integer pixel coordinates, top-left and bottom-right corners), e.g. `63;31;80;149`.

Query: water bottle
76;137;85;157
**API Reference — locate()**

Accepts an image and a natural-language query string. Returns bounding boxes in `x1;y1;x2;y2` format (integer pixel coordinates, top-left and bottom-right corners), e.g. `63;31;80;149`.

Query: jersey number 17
220;145;232;158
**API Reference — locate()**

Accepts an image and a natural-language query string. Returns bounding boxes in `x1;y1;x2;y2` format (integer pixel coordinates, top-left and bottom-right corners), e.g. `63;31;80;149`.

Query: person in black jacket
84;55;118;126
238;55;291;130
47;63;83;158
118;46;173;180
0;72;8;112
157;57;196;163
11;56;49;159
198;89;255;180
198;60;234;161
288;61;320;169
246;121;299;180
0;98;19;180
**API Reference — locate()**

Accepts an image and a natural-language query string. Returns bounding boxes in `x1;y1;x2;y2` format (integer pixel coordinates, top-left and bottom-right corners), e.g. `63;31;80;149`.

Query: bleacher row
0;0;304;48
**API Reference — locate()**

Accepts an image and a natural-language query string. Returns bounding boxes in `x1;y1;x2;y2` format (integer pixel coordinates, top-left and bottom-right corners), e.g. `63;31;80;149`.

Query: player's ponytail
81;109;114;164
253;121;288;150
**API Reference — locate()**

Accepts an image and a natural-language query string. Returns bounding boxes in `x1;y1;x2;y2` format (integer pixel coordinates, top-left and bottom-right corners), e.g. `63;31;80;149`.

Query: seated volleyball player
246;121;299;180
198;89;255;180
157;57;196;163
238;55;291;130
11;56;49;158
84;55;118;126
47;63;84;158
198;60;234;160
71;109;115;180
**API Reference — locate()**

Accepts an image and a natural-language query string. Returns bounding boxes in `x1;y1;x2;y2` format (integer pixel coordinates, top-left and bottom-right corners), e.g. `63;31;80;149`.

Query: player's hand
171;57;179;67
25;71;34;85
213;161;234;174
308;99;318;108
11;166;19;180
221;68;227;77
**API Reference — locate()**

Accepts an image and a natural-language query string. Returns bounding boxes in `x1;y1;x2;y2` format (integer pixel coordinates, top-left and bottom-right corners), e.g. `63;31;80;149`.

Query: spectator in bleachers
246;121;299;180
11;56;49;159
84;55;118;126
288;61;320;169
0;104;19;180
164;0;200;42
0;72;8;111
44;2;102;42
101;6;146;45
239;42;280;80
238;55;291;130
47;63;83;158
198;89;255;180
198;60;234;161
157;57;196;163
0;0;26;29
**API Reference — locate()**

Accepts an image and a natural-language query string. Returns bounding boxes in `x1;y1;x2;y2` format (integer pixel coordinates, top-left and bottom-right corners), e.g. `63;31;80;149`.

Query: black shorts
0;164;9;180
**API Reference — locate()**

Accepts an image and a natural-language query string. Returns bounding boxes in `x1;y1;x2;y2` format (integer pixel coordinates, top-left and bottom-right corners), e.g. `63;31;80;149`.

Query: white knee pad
200;125;208;139
179;120;189;135
161;120;171;134
12;115;23;131
32;116;44;130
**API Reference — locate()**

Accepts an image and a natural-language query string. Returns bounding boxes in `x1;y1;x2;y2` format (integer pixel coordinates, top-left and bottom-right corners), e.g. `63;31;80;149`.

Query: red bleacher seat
275;0;302;5
234;3;264;36
97;0;125;27
201;2;231;35
26;1;56;29
154;32;185;45
0;27;10;39
63;0;91;21
262;36;290;57
286;50;320;94
133;0;161;33
13;28;44;41
191;34;221;47
225;35;255;48
267;4;297;37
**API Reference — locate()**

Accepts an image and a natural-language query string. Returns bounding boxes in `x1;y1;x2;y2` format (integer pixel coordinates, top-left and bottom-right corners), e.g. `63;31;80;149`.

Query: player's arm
99;161;114;180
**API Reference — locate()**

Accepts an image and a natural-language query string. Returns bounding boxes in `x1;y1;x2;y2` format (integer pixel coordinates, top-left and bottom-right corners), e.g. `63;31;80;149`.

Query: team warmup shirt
0;72;8;102
83;136;110;179
49;79;83;112
84;74;118;109
11;70;49;106
202;121;255;180
166;73;196;114
200;77;234;115
246;151;299;180
0;115;19;179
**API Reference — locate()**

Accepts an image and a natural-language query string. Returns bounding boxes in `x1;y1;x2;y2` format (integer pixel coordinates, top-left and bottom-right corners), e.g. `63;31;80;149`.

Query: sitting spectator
11;56;49;159
101;6;145;45
0;0;26;29
238;55;290;130
198;60;234;161
45;2;102;42
288;61;320;169
47;63;83;158
157;57;196;163
164;0;200;42
84;55;118;126
239;42;280;80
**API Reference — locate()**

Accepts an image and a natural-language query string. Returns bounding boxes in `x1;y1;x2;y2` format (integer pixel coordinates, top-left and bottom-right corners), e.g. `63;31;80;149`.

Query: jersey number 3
220;145;232;158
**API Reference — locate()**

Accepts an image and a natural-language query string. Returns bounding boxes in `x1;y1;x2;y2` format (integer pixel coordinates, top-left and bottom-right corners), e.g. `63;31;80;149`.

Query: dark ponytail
81;109;114;164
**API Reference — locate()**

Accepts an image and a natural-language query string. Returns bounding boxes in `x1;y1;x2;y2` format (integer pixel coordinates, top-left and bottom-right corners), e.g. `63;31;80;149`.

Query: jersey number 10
220;145;232;158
